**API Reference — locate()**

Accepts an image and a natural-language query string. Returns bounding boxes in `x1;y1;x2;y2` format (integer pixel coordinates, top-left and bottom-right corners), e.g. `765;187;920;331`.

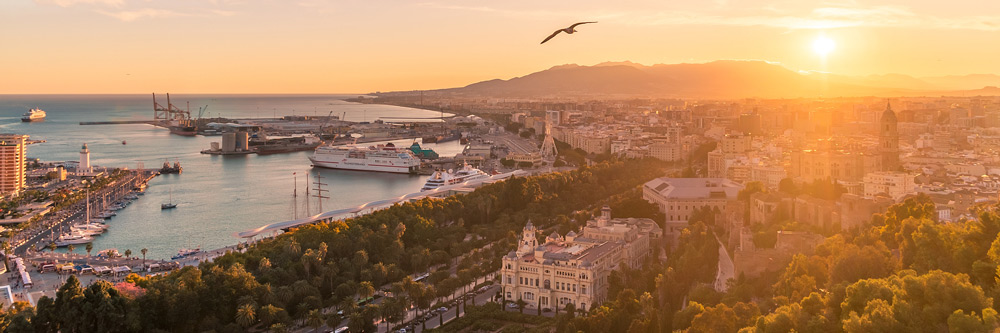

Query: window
544;280;551;289
582;286;587;294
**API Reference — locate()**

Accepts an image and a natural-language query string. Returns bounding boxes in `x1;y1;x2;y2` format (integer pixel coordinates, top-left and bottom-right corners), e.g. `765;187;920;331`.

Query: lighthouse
80;143;91;174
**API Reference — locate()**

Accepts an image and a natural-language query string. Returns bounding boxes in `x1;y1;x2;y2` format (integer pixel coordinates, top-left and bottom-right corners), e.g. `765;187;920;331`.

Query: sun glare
813;36;836;56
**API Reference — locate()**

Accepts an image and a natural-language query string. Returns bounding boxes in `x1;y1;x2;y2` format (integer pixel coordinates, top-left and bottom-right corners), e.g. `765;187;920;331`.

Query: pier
11;169;159;256
236;170;525;238
79;120;156;125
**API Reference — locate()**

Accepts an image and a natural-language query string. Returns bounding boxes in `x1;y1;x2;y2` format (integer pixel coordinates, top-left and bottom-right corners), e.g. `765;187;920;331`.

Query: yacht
54;233;94;247
421;163;489;191
171;247;202;260
309;142;420;174
21;108;46;122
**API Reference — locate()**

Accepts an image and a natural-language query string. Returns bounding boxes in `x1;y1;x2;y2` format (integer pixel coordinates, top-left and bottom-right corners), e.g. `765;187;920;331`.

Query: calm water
0;95;462;259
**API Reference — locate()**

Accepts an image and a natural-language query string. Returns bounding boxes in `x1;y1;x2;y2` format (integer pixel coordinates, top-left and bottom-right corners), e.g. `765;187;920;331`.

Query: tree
236;303;256;328
67;244;75;256
1;241;10;268
85;243;93;262
140;248;147;266
516;298;527;314
358;281;375;300
306;309;323;333
124;249;132;259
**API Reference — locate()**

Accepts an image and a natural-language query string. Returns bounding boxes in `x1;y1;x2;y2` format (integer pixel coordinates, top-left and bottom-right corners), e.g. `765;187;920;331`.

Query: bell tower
879;101;900;171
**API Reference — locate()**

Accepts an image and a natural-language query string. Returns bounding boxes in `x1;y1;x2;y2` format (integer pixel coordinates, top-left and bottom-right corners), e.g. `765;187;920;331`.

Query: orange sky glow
2;0;999;94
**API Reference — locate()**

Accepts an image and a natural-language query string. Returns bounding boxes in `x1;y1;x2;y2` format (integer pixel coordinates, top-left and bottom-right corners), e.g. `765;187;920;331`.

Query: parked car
436;307;448;313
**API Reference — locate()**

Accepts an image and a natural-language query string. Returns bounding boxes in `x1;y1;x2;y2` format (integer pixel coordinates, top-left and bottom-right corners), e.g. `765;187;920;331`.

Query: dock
79;120;156;125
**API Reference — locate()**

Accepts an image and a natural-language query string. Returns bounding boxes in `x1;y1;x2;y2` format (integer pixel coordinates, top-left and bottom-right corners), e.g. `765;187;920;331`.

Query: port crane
196;105;209;120
152;93;191;124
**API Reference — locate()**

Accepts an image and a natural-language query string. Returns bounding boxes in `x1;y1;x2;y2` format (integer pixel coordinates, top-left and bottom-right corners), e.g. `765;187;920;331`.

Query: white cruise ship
421;163;489;191
21;108;46;122
309;142;420;174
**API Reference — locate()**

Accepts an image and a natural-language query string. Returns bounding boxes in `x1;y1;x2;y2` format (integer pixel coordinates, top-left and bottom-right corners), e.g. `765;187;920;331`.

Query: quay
236;170;525;239
10;169;159;257
79;120;156;125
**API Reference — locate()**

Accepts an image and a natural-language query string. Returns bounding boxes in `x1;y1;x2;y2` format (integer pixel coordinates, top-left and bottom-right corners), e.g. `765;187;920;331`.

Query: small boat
171;247;202;260
161;188;177;209
122;140;126;145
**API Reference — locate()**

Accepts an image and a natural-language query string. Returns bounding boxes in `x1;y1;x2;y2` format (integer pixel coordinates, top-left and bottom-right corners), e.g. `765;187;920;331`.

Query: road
10;171;154;256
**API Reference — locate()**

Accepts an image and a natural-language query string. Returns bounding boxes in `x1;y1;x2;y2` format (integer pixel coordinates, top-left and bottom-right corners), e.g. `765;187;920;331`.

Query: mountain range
390;60;1000;99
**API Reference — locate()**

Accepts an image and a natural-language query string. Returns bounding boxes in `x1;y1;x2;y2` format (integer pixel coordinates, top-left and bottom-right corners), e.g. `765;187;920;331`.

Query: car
436;307;448;313
507;303;518;308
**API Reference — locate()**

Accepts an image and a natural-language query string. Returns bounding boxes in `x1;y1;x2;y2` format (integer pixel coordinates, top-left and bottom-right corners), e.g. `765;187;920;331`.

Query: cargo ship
169;124;197;136
21;108;46;122
309;142;420;174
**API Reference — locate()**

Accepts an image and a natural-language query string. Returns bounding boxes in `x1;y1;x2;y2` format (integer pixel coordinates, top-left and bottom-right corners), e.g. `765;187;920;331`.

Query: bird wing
569;21;597;29
540;30;564;44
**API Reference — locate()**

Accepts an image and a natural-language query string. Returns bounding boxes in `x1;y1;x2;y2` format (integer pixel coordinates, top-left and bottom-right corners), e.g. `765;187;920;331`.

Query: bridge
235;170;526;239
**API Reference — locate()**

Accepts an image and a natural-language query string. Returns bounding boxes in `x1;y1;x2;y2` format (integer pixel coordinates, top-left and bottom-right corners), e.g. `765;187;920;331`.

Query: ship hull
21;117;45;122
309;157;417;174
256;143;322;155
169;126;197;136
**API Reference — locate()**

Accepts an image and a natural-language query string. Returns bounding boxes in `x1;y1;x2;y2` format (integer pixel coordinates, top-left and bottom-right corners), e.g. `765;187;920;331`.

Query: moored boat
309;142;420;174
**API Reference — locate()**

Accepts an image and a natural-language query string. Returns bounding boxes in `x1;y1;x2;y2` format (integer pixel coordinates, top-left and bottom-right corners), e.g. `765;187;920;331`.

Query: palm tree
85;242;93;263
1;241;10;267
288;239;301;255
358;281;375;300
47;242;56;253
306;309;323;333
141;248;147;267
236;303;256;328
67;244;75;256
124;249;132;259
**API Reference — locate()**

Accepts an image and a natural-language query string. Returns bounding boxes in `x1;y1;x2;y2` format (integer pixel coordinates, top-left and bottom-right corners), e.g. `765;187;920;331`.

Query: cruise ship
21;108;46;122
421;163;489;191
309;142;420;174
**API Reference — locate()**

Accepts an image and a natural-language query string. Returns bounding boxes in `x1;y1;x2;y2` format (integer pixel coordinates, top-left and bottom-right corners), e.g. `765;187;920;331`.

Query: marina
0;94;465;260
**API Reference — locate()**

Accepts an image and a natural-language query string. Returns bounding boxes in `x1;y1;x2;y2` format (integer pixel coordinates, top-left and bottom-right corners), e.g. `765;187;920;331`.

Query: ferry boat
21;108;46;122
309;142;420;174
421;163;489;191
171;247;202;260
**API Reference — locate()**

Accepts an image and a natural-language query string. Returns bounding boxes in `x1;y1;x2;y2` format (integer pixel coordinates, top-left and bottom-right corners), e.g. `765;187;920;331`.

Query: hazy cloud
36;0;124;7
423;2;1000;32
97;8;182;21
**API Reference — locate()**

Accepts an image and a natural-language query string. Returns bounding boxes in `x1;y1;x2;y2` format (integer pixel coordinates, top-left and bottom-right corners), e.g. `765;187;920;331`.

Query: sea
0;95;463;260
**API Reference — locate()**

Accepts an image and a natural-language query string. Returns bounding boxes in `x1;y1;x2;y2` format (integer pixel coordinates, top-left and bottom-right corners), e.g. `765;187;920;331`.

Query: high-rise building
879;102;900;172
0;134;28;196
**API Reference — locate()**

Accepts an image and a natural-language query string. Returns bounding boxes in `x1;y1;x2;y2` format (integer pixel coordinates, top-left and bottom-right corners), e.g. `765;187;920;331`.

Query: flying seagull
540;21;597;44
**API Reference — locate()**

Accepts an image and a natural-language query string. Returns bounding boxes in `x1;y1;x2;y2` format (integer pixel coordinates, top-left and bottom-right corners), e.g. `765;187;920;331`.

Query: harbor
0;94;474;260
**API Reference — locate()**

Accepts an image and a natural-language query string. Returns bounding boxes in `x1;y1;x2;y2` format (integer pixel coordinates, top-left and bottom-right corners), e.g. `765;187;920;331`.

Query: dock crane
197;105;209;120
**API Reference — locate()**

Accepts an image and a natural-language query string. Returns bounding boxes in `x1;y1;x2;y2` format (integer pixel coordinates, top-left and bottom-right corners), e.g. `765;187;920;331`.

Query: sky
2;0;1000;94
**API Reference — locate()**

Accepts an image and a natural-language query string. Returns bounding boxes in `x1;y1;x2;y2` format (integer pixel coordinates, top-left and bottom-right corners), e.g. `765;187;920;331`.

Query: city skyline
3;0;1000;94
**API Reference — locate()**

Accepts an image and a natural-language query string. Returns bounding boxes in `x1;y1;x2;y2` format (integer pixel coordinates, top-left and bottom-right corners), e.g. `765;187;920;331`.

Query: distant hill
386;60;1000;99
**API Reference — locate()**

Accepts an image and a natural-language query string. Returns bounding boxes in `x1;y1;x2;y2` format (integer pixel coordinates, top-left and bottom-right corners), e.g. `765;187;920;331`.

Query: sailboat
161;188;177;209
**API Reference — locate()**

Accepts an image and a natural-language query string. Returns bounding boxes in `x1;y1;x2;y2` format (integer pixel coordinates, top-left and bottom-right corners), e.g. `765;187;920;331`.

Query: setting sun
813;36;836;56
